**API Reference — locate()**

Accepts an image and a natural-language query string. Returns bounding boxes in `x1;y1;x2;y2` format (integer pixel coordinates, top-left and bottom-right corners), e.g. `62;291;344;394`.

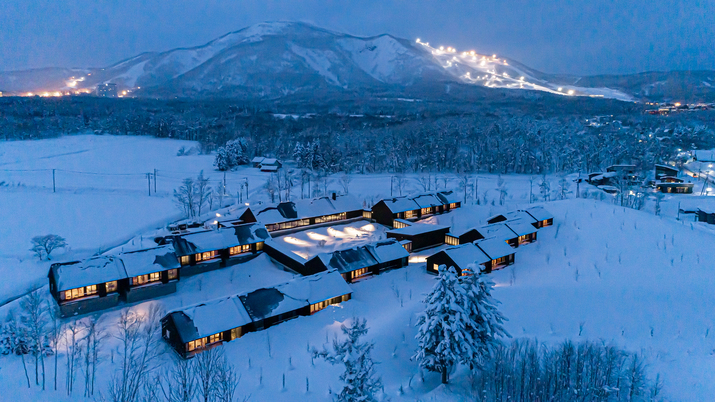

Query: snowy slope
5;21;706;101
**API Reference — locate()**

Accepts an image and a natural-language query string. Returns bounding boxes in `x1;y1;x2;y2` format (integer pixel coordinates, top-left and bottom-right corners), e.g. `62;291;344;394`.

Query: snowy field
2;134;715;400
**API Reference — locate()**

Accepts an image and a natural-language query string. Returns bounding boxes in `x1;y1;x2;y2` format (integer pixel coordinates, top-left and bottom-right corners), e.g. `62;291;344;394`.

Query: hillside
1;21;713;102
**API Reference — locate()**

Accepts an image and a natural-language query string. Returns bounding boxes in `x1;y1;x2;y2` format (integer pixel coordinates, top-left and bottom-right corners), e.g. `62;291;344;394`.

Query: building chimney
332;192;337;200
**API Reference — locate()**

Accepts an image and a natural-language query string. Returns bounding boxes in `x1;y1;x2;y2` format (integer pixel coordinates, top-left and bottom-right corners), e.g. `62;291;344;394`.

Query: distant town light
557;87;563;92
567;90;575;95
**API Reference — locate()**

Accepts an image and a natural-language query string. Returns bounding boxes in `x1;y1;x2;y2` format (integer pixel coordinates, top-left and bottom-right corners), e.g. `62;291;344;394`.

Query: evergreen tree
459;273;509;371
214;138;248;171
414;266;475;384
313;318;382;402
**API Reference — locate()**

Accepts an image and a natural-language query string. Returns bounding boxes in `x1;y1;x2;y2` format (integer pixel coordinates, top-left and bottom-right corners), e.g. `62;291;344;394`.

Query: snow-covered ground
3;135;715;400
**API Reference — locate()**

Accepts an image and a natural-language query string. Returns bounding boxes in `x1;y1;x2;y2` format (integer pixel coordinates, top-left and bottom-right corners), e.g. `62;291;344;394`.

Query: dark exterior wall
58;293;120;318
162;316;188;359
387;228;450;251
125;281;177;304
426;252;460;275
459;230;484;244
263;242;318;276
303;258;329;276
483;253;515;273
371;201;397;226
487;215;508;224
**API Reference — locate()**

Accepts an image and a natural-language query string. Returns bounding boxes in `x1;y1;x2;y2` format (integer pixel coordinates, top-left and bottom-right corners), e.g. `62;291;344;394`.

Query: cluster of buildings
646;102;712;115
585;164;694;194
250;157;282;172
47;190;553;358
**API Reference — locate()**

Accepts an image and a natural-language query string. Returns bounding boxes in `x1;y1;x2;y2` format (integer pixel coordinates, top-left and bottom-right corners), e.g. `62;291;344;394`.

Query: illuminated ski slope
416;39;634;102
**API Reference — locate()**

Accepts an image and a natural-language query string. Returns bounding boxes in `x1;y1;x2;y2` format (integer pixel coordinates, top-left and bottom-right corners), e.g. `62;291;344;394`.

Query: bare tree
195;171;212;217
394;174;407;196
417;173;431;192
214;357;243;402
265;174;278;202
20;289;48;389
539;175;551;201
558;176;571;200
5;311;31;388
159;358;197;402
82;316;106;397
30;235;67;260
195;346;224;402
458;174;469;204
173;178;196;219
46;300;63;391
105;304;165;402
339;173;352;195
65;321;84;395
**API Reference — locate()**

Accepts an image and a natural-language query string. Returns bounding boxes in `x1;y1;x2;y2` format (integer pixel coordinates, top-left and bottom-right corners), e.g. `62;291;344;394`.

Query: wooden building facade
250;194;363;232
305;239;410;283
370;191;462;227
386;223;451;251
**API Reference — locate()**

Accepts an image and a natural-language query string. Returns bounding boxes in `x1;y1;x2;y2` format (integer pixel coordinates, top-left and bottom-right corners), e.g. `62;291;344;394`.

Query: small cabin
251;157;265;168
48;256;126;317
386;223;451;251
475;237;516;272
522;207;554;228
260;158;282;169
167;223;270;276
252;194;363;232
426;243;491;276
444;228;485;246
656;182;694;194
120;246;181;303
305;239;409;283
479;223;520;248
655;164;679;181
161;270;352;358
504;220;538;246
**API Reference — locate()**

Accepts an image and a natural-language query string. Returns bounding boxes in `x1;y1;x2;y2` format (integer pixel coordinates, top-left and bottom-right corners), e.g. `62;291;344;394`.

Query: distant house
48;245;182;317
96;83;117;97
656;182;694;194
692;150;715;163
248;194;363;232
305;239;409;283
504;220;538;246
386;223;450;251
655;164;679;181
444;228;485;246
251;157;266;168
478;223;520;248
426;243;491;276
371;191;461;227
165;223;270;276
475;237;516;272
522;207;554;228
161;270;352;358
259;158;282;172
48;256;126;317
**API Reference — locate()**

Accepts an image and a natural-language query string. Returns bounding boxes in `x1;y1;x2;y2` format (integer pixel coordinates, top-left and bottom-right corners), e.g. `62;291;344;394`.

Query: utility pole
52;169;56;193
244;178;249;201
153;169;157;193
147;173;151;196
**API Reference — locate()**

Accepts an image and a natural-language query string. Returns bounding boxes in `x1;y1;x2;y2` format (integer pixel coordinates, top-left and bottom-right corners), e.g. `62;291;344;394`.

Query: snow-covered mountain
1;21;713;102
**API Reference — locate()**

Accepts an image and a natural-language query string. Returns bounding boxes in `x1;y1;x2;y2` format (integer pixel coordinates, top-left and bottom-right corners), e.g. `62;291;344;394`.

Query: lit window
180;256;190;265
106;281;117;293
208;333;223;344
256;242;263;251
168;269;178;280
230;327;243;340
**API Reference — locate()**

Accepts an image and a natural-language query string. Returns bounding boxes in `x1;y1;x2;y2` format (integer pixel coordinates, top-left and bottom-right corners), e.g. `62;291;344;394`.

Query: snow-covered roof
478;223;518;242
693;149;715;162
505;219;538;236
523;207;553;222
52;256;127;292
170;223;270;256
241;270;351;320
119;246;180;277
411;194;442;209
436;190;461;205
378;197;420;214
251;157;265;163
254;195;362;225
441;243;490;268
167;296;253;343
369;239;409;262
386;223;450;236
261;158;279;165
448;227;484;238
475;237;515;260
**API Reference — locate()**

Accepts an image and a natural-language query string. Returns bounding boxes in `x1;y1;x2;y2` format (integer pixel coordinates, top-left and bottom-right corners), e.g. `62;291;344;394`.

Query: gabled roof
440;243;491;268
368;239;410;262
170;223;270;257
51;256;127;292
522;207;553;222
377;197;420;214
261;158;279;165
479;223;518;242
120;246;180;277
241;270;351;321
166;296;252;343
504;219;538;236
251;157;265;163
387;223;450;236
475;237;515;260
411;194;442;209
436;190;461;205
488;210;536;224
254;195;362;224
311;239;408;274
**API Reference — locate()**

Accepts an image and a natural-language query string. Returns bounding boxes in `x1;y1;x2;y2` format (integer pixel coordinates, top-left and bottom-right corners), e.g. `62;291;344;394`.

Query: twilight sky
1;0;713;75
